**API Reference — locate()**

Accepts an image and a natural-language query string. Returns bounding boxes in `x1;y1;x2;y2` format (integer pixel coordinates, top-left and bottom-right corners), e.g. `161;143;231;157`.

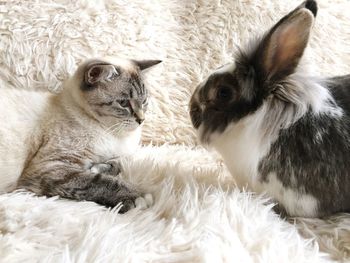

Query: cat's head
190;0;318;145
70;57;161;132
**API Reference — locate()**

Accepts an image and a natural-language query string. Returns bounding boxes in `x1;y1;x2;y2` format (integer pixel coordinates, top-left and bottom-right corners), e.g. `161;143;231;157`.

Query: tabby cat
2;57;160;213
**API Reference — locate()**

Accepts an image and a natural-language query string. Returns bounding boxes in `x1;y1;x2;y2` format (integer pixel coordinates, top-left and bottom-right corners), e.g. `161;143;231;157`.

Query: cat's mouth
119;119;143;132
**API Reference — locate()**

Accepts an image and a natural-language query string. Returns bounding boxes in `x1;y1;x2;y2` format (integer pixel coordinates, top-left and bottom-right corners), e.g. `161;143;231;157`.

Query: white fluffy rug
1;0;350;262
0;146;334;262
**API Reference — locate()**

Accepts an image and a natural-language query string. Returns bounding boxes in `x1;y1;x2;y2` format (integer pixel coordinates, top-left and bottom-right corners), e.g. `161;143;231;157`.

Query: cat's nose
135;115;144;124
133;109;145;124
130;99;145;124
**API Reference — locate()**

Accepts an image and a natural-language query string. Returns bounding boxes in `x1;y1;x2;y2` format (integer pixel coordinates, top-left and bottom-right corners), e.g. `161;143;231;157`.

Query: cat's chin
115;124;141;134
124;125;141;133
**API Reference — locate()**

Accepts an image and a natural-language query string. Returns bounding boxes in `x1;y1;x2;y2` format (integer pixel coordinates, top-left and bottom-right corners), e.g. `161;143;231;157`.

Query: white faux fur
1;0;350;262
0;145;332;262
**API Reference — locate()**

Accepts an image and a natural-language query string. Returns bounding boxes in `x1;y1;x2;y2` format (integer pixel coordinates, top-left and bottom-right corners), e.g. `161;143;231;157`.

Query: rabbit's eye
217;86;232;100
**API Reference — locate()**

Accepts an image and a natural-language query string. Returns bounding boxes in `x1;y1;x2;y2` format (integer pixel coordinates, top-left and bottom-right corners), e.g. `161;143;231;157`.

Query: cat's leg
18;162;150;213
88;158;153;209
51;172;142;213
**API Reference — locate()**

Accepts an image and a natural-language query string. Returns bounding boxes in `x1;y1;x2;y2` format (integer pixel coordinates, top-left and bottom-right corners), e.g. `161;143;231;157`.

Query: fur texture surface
0;145;336;262
0;0;350;262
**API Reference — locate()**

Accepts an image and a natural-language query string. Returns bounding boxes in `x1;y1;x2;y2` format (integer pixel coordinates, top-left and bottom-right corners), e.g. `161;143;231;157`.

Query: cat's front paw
105;158;122;175
89;158;122;176
135;193;153;209
119;193;153;213
90;163;113;174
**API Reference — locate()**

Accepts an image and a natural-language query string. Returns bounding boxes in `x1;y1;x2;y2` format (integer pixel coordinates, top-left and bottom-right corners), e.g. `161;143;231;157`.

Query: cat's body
1;57;160;212
190;1;350;217
18;88;141;199
0;89;51;191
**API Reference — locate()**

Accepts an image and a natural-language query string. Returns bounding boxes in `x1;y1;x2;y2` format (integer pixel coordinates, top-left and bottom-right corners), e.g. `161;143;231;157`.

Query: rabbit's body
190;0;350;217
259;75;350;217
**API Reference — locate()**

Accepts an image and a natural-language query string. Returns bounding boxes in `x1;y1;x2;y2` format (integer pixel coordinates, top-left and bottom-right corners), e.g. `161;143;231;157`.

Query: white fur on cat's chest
92;127;141;160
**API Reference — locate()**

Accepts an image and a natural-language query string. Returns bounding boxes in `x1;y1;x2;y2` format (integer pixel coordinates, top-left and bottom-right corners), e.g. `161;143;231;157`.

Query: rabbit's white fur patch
209;103;276;187
259;172;318;217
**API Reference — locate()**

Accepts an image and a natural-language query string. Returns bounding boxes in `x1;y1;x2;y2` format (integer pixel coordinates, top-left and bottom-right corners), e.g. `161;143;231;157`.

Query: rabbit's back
259;82;350;216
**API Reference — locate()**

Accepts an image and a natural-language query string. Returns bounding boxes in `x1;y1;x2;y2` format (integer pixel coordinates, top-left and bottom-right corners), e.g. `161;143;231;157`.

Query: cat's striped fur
15;57;160;213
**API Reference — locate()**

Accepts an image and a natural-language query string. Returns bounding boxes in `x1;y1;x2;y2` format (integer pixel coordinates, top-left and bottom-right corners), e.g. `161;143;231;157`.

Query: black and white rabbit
189;0;350;217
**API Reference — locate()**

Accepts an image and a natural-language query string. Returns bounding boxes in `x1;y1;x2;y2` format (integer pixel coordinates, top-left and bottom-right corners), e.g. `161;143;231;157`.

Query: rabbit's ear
257;1;316;82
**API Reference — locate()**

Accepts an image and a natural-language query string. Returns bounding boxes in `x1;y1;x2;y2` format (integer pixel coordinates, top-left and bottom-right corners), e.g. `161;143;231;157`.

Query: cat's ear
255;0;316;82
85;64;117;85
133;60;162;71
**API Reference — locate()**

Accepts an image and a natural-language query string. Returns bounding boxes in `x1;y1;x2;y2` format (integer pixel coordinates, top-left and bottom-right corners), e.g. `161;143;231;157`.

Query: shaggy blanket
0;0;350;262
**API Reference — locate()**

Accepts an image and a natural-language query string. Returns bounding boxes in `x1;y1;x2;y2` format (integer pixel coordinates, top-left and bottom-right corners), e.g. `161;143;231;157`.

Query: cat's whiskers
104;123;120;133
108;122;127;136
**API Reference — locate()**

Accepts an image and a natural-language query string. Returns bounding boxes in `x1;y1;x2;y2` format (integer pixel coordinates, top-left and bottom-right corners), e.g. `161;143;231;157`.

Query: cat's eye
119;99;129;108
217;86;232;100
142;97;148;105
